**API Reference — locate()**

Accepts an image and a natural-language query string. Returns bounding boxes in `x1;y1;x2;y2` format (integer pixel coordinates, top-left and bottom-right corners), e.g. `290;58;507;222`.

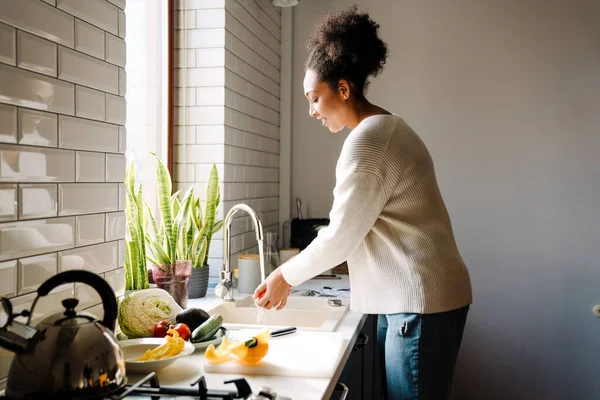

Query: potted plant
186;164;221;298
144;155;222;304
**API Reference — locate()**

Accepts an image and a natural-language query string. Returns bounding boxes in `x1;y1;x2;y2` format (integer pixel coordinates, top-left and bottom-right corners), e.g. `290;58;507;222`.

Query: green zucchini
191;314;223;343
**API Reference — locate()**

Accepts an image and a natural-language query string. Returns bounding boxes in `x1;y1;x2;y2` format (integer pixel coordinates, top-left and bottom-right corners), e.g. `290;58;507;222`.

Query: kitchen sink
206;296;349;332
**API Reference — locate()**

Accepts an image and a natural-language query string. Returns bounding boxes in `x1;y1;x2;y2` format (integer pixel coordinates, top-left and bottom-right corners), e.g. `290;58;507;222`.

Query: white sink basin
206;296;349;332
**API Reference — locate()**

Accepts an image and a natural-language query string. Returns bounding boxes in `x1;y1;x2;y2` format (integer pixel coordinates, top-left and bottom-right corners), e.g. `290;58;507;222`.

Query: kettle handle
35;270;118;331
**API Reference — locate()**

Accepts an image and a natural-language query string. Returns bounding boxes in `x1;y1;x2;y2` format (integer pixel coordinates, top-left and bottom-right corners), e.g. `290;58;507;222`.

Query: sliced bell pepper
204;328;270;365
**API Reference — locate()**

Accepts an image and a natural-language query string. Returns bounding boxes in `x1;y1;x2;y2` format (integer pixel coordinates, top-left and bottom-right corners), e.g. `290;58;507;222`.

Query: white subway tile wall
74;18;105;59
0;63;75;115
0;260;17;297
0;22;16;65
0;145;75;182
17;252;57;295
17;108;58;147
173;0;280;277
58;241;118;274
105;211;125;241
58;47;119;94
75;214;105;247
75;85;106;121
58;183;118;215
76;151;106;182
0;185;17;222
16;31;57;77
0;104;17;144
59;115;119;152
118;183;125;210
18;184;58;219
105;93;126;124
105;32;126;67
0;0;126;385
105;154;126;183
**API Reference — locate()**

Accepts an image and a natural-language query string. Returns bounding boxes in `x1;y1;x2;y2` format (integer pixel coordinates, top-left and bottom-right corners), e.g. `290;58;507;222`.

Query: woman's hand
253;267;292;310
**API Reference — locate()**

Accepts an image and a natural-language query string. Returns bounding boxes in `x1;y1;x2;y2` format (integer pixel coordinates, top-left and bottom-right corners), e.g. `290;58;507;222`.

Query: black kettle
0;270;126;399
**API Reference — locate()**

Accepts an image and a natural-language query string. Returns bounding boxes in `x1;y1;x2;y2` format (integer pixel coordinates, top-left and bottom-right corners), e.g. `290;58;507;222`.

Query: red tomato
152;320;172;338
171;323;191;341
151;321;191;341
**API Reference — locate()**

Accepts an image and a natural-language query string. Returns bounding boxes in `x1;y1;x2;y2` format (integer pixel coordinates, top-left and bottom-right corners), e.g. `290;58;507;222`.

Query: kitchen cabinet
336;314;384;399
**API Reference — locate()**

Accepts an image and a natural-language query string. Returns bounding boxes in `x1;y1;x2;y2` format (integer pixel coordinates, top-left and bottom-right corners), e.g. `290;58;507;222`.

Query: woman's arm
254;170;385;309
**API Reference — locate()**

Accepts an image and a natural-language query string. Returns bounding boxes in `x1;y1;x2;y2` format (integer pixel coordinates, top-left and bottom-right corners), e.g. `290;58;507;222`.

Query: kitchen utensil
191;327;229;351
290;198;329;251
270;326;297;337
120;337;195;374
203;330;347;378
237;254;261;294
0;269;125;400
264;231;280;275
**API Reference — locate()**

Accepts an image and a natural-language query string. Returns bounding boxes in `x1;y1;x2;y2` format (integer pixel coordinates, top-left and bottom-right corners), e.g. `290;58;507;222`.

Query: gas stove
106;372;262;399
0;372;280;400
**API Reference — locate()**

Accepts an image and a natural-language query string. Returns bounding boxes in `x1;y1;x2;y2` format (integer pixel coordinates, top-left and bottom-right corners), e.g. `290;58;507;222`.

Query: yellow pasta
135;329;185;361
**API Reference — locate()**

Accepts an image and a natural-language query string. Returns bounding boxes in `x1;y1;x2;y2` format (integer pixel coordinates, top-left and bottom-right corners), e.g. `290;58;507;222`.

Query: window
125;0;170;217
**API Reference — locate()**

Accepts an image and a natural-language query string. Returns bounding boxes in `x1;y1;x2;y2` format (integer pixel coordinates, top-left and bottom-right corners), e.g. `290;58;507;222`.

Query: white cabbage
118;288;182;338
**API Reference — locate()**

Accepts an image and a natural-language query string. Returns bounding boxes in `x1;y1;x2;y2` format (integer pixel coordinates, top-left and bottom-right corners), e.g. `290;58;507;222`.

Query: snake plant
124;162;150;291
144;154;222;270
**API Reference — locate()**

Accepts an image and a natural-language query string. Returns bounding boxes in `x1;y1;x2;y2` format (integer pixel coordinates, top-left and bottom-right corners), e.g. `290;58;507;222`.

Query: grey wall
291;0;600;398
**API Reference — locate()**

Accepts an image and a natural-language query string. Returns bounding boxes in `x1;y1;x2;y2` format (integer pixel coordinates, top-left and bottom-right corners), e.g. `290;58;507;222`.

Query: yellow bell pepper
135;329;185;361
205;337;235;364
205;328;270;365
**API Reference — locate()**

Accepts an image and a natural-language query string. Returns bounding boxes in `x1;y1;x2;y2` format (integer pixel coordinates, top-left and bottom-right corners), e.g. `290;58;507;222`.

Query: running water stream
256;238;267;325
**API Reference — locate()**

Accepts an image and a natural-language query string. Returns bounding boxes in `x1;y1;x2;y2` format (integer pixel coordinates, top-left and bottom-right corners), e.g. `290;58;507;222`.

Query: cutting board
203;330;347;378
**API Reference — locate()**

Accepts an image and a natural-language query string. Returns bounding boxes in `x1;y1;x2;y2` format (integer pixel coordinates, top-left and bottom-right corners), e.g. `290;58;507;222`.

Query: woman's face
303;69;349;133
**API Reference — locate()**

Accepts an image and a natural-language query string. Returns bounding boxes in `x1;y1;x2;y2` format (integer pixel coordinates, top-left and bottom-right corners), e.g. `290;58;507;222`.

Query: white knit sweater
281;115;472;314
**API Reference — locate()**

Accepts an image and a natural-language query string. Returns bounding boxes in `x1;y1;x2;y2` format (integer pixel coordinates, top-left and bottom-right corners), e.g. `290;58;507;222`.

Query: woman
254;6;472;400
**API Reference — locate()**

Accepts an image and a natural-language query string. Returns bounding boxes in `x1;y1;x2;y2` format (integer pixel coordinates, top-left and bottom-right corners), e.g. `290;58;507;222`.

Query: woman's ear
338;79;350;101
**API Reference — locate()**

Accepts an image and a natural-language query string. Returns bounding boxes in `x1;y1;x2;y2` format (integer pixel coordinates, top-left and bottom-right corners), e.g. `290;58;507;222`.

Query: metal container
0;270;126;399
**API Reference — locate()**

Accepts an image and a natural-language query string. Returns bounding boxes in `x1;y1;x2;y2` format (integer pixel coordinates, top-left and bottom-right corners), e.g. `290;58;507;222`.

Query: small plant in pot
186;164;221;298
144;155;222;305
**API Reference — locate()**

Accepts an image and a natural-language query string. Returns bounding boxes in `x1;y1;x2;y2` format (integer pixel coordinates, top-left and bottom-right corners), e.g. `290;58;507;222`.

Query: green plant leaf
194;236;208;268
191;222;208;267
152;153;174;263
145;201;159;240
124;163;147;290
125;240;138;290
171;192;181;222
135;183;148;289
146;254;160;266
124;239;133;290
146;236;171;267
193;198;203;230
173;187;194;260
213;219;223;233
201;165;220;266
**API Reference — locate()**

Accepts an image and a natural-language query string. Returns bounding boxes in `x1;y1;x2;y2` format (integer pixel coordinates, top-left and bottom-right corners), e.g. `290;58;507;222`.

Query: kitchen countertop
127;275;366;400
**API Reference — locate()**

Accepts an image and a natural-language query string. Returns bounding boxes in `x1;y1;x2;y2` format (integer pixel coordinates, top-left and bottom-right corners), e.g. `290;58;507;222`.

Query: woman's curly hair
306;5;388;96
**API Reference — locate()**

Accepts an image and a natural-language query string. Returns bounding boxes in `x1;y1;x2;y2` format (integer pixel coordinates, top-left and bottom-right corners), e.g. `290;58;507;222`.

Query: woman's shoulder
338;114;399;174
346;114;401;148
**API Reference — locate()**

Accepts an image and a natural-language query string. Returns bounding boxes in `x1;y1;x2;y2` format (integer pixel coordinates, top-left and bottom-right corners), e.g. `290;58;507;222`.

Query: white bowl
191;327;229;351
120;337;195;374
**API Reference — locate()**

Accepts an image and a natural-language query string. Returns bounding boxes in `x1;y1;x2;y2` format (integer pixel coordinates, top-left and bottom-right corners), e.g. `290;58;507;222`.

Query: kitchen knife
270;327;297;337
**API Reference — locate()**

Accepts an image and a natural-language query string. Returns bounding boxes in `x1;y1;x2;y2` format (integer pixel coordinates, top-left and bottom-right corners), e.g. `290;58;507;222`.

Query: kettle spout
0;328;29;355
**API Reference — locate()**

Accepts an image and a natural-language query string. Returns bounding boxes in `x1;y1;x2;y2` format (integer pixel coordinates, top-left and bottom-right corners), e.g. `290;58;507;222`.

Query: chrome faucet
214;204;265;301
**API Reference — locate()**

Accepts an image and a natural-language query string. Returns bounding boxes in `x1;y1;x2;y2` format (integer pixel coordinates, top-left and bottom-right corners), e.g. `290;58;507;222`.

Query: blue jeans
377;306;469;400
